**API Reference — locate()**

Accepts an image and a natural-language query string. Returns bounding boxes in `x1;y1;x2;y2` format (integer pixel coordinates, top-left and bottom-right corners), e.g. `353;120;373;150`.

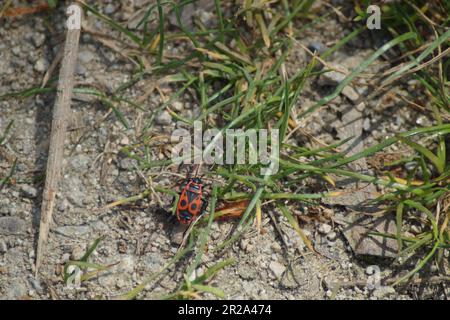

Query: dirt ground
0;1;448;300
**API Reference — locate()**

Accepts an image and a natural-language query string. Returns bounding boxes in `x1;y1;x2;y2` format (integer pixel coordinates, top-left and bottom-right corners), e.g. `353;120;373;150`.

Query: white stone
269;261;286;278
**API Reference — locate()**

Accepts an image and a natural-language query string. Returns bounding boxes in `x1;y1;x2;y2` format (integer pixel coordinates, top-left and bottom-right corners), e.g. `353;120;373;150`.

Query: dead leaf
2;3;49;17
213;200;250;221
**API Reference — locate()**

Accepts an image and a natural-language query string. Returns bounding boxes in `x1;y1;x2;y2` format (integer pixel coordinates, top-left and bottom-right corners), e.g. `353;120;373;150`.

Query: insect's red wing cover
176;180;203;223
187;181;203;216
177;189;190;210
187;194;203;216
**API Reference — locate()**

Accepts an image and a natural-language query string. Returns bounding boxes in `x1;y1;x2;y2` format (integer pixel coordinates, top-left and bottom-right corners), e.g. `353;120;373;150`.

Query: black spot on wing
179;210;192;221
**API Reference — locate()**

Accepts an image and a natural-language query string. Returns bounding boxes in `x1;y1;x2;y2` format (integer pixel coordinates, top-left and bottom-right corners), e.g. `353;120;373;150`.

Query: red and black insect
176;177;208;224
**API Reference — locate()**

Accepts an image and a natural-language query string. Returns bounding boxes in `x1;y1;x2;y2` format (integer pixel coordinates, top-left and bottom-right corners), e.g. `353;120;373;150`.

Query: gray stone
20;184;38;198
71;245;85;260
57;199;69;212
171;223;189;245
34;57;48;72
280;264;304;289
32;33;46;48
342;86;359;102
90;220;109;232
67;189;84;207
12;46;21;56
373;286;396;299
78;50;95;64
327;231;337;242
104;3;116;15
119;255;135;273
283;227;304;250
0;199;11;214
268;261;286;278
116;276;128;288
75;63;87;76
0;217;26;235
54;225;91;238
5;281;27;299
119;157;137;170
318;223;332;235
318;64;348;86
240;239;250;251
155;110;172;125
60;253;70;263
98;273;117;288
0;240;7;253
63;176;84;207
69;154;91;170
280;272;298;289
27;52;38;63
145;253;164;270
28;277;43;294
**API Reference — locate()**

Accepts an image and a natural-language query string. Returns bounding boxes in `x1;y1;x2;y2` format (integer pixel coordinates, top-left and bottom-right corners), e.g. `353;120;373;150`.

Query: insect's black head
191;177;202;184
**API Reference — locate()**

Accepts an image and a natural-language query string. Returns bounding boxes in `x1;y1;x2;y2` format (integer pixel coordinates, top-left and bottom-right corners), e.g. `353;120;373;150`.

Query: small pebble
327;231;337;242
318;64;348;86
155;110;172;125
61;253;71;263
270;242;282;253
20;184;38;198
32;33;46;48
373;286;395;299
363;118;371;131
120;136;130;145
78;50;95;64
54;225;91;238
12;46;21;56
34;58;48;73
268;261;286;278
172;101;183;111
307;41;327;54
71;245;85;261
240;239;249;251
0;217;26;235
318;223;332;235
342;86;360;102
416;115;428;126
28;277;43;293
0;240;7;253
104;3;116;14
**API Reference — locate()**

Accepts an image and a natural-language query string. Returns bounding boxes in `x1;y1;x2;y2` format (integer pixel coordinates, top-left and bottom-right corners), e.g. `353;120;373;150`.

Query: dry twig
36;4;81;275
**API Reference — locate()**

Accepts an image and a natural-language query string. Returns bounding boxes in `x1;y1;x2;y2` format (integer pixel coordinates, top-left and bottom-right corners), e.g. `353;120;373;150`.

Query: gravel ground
0;1;447;300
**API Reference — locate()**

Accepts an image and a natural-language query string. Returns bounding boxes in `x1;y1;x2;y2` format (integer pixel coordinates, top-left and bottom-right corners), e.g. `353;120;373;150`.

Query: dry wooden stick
35;5;81;276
